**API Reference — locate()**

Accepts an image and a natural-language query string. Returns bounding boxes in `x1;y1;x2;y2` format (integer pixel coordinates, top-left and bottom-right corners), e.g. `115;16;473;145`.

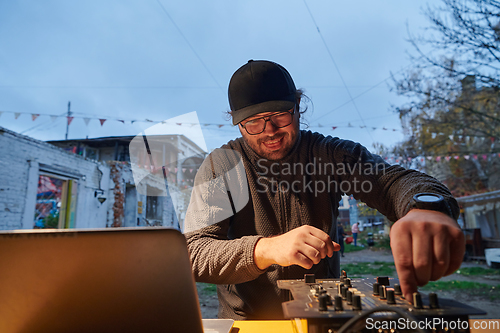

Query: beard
245;131;297;161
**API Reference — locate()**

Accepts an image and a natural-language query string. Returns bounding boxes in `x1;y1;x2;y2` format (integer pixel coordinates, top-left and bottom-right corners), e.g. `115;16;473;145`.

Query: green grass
196;283;217;296
456;267;500;276
344;243;365;253
421;280;500;301
340;261;396;277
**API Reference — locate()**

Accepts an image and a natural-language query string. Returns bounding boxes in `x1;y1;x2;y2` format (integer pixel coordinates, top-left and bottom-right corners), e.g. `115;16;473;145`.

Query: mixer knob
346;290;353;305
317;286;327;295
429;292;440;309
372;282;380;296
393;284;402;295
340;270;347;282
318;294;329;311
341;286;348;299
345;278;352;288
304;274;315;284
338;283;344;295
352;295;362;311
334;295;343;311
377;276;390;286
386;289;396;304
379;285;387;300
413;292;423;309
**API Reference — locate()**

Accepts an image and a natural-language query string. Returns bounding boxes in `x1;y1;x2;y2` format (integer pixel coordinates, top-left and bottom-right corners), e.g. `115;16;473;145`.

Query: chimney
461;75;476;94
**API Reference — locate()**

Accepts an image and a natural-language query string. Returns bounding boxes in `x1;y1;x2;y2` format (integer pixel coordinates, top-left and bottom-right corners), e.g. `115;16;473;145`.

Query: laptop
0;227;233;333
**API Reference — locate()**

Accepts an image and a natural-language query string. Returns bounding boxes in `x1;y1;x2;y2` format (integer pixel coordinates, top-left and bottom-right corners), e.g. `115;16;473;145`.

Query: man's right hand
253;225;340;270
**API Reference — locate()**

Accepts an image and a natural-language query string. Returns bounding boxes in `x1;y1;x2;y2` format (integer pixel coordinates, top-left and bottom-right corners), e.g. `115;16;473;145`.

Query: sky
0;0;436;153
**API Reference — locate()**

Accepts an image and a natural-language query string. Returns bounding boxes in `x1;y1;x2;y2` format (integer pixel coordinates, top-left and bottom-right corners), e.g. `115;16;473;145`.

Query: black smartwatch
410;193;453;218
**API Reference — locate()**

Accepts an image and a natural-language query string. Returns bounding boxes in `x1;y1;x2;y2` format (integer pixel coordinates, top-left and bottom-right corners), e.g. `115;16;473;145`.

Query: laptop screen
0;227;207;333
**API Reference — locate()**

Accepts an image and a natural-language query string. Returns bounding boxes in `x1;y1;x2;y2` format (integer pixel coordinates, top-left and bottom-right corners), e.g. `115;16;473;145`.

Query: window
146;186;163;222
34;174;78;229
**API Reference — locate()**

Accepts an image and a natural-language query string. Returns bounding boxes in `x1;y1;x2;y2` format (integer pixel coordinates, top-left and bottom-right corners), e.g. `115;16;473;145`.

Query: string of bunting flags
1;110;497;140
0;110;402;132
384;153;500;164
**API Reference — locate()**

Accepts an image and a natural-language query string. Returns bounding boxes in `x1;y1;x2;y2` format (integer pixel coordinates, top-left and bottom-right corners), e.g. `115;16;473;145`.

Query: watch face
415;193;442;203
417;194;440;202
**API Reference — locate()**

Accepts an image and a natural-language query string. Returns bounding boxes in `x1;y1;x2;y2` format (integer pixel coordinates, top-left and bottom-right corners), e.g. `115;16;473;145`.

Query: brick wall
0;127;110;230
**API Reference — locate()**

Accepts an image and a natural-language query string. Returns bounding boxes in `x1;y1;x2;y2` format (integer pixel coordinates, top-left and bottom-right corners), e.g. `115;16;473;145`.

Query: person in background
351;222;359;246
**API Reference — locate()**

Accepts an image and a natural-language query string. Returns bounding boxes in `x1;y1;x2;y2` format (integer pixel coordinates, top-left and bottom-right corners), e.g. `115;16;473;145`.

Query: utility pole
65;101;71;140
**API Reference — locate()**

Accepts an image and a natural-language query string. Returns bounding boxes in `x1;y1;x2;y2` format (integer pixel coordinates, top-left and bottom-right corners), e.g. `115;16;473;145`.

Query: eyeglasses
240;106;296;135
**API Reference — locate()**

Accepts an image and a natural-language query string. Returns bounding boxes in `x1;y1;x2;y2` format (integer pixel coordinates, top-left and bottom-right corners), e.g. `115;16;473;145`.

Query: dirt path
197;247;500;319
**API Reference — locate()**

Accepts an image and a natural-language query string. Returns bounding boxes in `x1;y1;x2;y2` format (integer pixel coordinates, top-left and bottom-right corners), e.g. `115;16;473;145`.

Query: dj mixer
278;271;486;333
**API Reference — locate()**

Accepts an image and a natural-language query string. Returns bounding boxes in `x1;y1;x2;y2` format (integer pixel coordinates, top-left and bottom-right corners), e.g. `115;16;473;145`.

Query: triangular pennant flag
473;155;478;160
14;112;21;119
99;119;106;126
118;120;125;124
176;123;182;126
454;156;459;160
318;123;323;127
182;168;186;173
50;115;57;122
174;168;178;173
31;114;39;121
431;133;437;139
218;124;224;128
449;135;454;141
445;156;451;161
464;155;470;160
84;118;91;126
332;126;337;130
67;116;74;125
189;169;193;173
427;156;432;160
145;119;154;122
482;155;488;161
436;156;441;162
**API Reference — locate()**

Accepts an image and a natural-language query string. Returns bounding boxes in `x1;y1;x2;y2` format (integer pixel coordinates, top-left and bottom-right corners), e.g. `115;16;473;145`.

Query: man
185;60;464;320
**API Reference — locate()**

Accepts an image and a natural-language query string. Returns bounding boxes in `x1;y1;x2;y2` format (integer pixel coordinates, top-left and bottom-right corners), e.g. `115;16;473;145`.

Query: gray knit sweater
184;130;458;320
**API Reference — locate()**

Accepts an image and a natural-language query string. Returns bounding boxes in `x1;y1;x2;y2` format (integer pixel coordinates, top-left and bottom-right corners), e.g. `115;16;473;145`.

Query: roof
456;190;500;207
47;134;206;154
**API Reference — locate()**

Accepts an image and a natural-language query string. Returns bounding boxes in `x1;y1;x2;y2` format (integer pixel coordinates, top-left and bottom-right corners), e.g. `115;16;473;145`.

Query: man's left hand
390;209;465;301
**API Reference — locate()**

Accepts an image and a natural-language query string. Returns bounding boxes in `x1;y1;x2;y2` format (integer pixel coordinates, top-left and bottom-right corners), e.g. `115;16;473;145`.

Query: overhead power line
156;0;223;91
302;0;374;143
